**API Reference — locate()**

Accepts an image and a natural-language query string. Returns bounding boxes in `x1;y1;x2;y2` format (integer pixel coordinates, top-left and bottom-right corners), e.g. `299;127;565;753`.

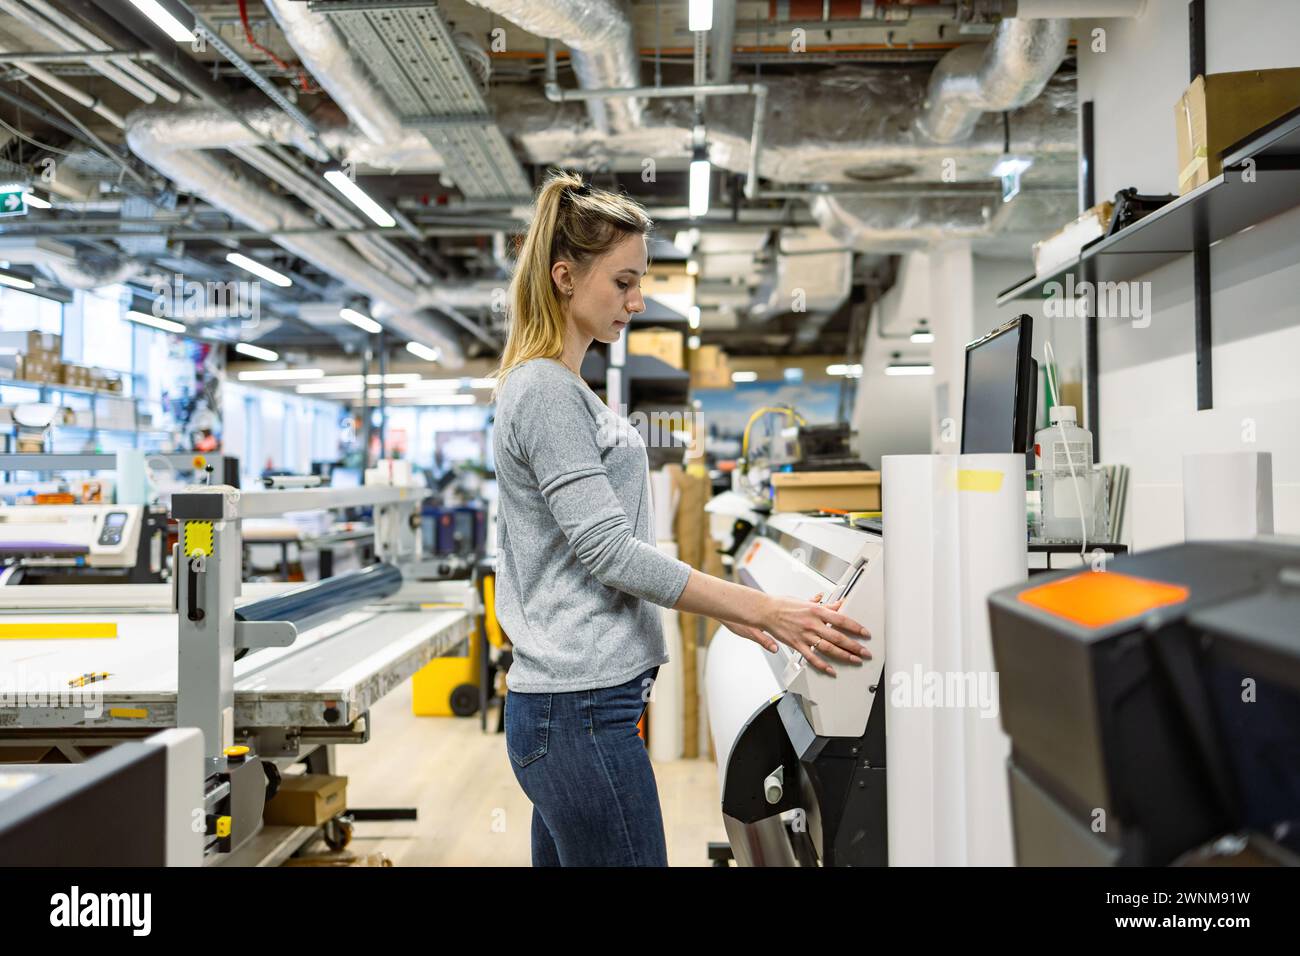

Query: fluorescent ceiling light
990;155;1033;179
126;310;185;334
688;305;701;330
226;252;292;288
910;330;936;344
826;363;864;376
128;0;196;43
406;341;441;362
234;342;279;362
471;378;496;389
21;192;51;210
295;382;364;394
237;368;325;382
688;0;713;32
731;370;757;383
324;170;396;228
388;394;476;406
0;271;35;291
688;156;711;219
339;307;382;334
885;363;934;377
687;335;701;350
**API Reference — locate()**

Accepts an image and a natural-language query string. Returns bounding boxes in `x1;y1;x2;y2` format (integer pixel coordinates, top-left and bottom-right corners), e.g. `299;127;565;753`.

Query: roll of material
705;624;782;790
235;562;403;633
882;454;961;865
957;453;1026;867
882;453;1025;866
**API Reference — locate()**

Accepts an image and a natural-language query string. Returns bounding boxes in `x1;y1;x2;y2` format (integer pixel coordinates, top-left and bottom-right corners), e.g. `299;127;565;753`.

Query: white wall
1076;0;1300;549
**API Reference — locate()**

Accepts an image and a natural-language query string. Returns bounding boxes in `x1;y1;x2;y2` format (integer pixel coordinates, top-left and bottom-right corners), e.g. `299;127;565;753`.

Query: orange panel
1018;571;1190;629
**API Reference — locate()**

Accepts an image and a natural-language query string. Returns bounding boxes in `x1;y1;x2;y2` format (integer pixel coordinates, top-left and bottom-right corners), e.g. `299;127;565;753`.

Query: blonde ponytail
492;170;651;397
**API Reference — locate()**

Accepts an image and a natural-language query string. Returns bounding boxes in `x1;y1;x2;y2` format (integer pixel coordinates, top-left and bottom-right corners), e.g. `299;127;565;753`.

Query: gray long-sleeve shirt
492;357;692;693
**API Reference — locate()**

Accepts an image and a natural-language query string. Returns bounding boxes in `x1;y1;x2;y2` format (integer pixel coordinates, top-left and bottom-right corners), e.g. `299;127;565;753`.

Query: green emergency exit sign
0;191;26;217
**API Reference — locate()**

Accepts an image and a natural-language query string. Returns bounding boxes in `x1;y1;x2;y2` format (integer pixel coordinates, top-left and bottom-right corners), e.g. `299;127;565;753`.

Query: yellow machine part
411;572;505;717
411;626;479;717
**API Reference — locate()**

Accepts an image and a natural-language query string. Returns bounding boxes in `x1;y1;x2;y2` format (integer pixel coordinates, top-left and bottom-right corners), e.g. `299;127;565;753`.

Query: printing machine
988;538;1300;866
706;512;886;866
0;481;477;865
0;503;167;584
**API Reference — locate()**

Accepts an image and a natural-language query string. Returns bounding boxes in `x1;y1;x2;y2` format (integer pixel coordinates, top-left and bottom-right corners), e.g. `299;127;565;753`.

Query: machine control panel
97;511;129;547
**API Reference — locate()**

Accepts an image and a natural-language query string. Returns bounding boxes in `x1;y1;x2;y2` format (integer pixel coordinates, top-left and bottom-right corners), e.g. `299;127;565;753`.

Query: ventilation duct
465;0;642;133
917;18;1071;144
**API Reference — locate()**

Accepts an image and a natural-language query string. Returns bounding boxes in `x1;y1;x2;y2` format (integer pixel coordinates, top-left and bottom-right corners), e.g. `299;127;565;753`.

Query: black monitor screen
961;316;1031;455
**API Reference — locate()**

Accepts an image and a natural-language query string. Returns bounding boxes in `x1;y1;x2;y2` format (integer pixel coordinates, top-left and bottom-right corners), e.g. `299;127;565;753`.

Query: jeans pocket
505;691;552;768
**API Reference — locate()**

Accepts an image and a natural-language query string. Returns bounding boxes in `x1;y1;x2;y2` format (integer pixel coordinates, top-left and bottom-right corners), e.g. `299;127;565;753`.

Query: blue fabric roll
236;562;403;632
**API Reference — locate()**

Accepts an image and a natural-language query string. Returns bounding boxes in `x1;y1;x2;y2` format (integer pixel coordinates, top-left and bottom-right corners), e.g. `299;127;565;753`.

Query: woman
492;171;871;867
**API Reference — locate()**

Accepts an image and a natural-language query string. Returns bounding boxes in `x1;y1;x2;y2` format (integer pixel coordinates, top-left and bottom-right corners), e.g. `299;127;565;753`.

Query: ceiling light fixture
234;342;278;362
226;252;292;288
339;307;382;334
125;310;185;334
324;169;397;227
127;0;196;43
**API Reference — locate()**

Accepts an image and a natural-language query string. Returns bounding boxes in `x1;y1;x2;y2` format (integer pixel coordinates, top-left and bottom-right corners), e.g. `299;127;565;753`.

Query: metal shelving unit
995;103;1300;450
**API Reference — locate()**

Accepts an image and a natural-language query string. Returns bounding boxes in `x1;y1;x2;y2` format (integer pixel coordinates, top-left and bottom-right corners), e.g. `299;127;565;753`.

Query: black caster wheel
450;683;479;717
323;816;353;851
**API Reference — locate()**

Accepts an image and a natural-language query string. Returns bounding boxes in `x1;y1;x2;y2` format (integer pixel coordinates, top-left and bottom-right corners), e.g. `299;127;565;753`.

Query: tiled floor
332;680;728;866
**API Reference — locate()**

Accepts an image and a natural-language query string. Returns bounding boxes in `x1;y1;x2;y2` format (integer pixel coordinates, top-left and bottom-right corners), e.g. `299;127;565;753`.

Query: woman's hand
724;591;871;677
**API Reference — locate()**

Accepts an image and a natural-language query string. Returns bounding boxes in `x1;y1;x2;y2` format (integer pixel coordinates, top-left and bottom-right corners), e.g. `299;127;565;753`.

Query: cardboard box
689;344;731;389
771;470;882;513
1175;69;1300;194
628;328;684;370
26;331;60;356
263;774;347;826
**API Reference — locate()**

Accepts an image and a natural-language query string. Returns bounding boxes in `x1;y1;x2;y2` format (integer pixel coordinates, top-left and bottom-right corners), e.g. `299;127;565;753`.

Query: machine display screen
104;512;127;529
961;321;1028;454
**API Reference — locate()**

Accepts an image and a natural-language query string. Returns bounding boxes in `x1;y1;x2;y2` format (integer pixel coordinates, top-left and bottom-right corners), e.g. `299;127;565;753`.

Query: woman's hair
492;170;652;394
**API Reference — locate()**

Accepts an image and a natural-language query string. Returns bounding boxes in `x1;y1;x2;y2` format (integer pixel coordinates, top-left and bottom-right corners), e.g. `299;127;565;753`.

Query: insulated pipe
917;18;1070;144
20;0;183;102
235;562;403;634
0;41;124;128
466;0;643;133
125;114;467;365
0;0;159;103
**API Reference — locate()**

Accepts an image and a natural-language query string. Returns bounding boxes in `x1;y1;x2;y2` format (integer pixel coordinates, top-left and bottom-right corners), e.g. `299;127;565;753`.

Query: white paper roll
958;454;1026;865
705;625;782;789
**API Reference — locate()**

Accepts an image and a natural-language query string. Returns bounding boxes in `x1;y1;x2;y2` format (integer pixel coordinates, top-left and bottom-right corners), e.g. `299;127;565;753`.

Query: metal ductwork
465;0;643;133
917;18;1071;144
262;0;403;147
506;67;1077;186
125;109;466;367
0;237;144;290
809;189;1076;252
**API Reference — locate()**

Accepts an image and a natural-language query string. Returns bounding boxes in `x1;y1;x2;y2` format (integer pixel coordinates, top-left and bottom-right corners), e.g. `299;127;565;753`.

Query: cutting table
0;478;478;863
0;585;471;748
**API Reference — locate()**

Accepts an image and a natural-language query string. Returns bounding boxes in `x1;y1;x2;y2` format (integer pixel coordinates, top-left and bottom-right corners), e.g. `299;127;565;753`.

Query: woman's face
554;232;647;344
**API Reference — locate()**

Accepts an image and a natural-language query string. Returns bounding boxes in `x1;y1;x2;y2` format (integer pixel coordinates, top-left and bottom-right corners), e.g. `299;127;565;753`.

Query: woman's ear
551;260;573;298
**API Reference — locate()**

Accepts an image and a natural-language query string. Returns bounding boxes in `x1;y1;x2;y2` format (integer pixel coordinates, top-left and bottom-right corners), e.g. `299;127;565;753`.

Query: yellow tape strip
184;521;214;558
956;469;1005;493
0;622;118;640
109;707;148;720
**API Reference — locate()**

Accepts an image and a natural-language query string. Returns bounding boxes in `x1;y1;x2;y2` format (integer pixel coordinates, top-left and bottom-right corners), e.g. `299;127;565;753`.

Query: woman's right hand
725;591;871;677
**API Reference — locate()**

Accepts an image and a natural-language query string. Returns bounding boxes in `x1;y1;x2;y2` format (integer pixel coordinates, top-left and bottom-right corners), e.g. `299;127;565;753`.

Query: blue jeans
505;667;668;867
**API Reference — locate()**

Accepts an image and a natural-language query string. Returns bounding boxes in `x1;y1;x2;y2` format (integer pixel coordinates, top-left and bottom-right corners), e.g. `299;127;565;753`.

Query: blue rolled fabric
235;562;403;633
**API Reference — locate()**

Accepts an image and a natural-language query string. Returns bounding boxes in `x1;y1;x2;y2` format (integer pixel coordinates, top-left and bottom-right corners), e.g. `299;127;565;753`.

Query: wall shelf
994;101;1300;451
997;164;1300;306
